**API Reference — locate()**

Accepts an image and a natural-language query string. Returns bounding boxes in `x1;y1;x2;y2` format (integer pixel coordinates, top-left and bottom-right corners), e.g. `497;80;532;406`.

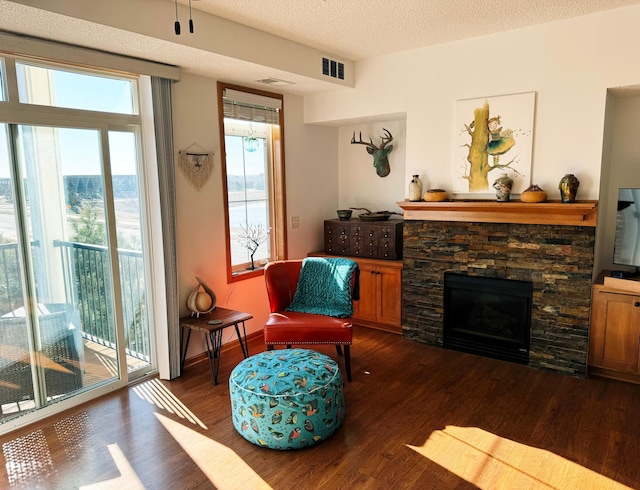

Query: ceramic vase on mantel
520;184;547;203
409;174;423;202
559;173;580;203
492;173;513;202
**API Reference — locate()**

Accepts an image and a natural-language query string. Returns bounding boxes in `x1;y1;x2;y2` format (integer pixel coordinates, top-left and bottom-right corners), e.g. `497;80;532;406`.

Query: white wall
305;4;640;273
172;74;338;358
282;94;339;258
338;120;407;214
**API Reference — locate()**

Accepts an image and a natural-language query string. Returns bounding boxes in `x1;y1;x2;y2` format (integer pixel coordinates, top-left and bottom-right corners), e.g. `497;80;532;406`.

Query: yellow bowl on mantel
520;185;547;203
423;189;448;202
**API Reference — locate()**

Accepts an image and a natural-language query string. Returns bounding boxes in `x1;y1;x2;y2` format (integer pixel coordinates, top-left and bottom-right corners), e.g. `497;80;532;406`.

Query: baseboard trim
588;365;640;385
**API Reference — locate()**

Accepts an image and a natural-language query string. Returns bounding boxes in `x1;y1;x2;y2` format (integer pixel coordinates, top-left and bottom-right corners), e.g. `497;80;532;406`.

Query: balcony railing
54;240;150;363
0;241;150;363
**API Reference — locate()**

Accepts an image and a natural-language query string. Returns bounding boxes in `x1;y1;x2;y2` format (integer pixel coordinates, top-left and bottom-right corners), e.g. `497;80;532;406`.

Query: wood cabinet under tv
589;271;640;383
308;252;402;334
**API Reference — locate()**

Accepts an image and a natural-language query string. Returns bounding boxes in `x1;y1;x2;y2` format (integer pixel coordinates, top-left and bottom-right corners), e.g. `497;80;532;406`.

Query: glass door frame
0;112;157;434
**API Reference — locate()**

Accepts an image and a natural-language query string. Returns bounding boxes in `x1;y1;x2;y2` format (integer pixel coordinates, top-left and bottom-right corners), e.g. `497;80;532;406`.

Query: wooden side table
180;307;253;385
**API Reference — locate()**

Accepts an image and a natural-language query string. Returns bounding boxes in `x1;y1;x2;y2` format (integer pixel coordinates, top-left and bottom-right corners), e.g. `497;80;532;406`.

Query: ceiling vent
322;57;345;80
256;77;294;86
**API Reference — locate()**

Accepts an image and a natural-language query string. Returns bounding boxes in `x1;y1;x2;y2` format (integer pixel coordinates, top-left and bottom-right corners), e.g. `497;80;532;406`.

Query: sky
224;131;266;177
0;62;138;178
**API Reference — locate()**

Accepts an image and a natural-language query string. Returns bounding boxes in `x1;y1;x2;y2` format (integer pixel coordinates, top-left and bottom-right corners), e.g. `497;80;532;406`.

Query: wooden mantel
396;200;598;226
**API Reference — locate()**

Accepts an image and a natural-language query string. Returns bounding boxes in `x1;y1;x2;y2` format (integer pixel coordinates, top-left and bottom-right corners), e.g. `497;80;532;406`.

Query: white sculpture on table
187;276;216;317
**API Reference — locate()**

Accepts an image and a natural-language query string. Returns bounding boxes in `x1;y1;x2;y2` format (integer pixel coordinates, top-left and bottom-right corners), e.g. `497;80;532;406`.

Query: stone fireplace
398;200;597;377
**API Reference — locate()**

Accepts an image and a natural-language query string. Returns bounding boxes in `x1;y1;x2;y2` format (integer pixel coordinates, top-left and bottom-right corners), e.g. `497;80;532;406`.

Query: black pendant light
174;0;181;34
174;0;195;35
189;0;194;33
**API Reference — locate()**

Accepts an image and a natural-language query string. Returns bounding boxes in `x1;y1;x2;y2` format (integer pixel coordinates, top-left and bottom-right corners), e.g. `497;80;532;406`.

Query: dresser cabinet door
590;290;640;373
376;264;402;326
353;262;377;322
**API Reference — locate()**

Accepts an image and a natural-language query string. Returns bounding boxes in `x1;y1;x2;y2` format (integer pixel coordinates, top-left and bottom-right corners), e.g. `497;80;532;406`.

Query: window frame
216;82;287;283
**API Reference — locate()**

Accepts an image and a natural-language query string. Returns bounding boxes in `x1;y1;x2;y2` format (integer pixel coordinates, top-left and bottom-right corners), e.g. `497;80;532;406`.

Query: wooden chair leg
336;345;343;356
344;345;352;382
267;345;274;351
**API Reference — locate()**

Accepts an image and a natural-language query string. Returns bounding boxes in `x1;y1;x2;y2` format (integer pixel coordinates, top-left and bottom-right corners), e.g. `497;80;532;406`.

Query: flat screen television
613;188;640;274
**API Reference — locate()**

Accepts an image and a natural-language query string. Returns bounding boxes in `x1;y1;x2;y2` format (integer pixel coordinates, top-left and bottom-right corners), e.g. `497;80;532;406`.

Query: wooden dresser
323;219;403;260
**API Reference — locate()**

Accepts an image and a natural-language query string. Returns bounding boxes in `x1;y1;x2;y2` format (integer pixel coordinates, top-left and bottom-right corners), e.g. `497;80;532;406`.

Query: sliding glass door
0;55;159;428
0;122;153;422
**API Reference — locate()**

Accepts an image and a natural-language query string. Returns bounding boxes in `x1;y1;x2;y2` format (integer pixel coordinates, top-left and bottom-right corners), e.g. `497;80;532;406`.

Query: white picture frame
452;92;535;197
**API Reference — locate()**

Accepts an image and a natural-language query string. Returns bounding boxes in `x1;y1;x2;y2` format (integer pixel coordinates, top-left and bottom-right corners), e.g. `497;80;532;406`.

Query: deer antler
379;128;393;149
351;131;378;150
351;129;394;150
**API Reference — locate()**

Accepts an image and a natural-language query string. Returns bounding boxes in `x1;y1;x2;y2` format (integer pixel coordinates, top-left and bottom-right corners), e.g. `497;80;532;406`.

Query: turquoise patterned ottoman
229;349;345;450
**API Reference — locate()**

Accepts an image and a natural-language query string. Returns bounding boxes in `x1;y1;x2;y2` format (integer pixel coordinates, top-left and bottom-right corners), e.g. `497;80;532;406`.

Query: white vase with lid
409;174;423;202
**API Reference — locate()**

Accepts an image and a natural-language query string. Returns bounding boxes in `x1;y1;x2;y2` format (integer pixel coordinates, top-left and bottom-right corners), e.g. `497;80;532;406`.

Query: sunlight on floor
2;411;121;488
54;412;101;461
408;426;632;489
132;378;207;430
2;411;146;488
79;444;144;490
155;413;272;490
2;428;57;486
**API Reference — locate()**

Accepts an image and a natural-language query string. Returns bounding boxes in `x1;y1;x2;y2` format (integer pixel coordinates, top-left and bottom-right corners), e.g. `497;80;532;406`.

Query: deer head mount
351;128;394;177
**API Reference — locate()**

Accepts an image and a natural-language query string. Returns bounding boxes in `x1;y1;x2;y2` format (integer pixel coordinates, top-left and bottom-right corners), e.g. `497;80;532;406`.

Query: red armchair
263;259;356;381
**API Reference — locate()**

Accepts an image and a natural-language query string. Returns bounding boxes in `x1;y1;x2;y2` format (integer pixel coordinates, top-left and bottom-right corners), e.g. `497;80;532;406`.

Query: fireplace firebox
443;272;533;365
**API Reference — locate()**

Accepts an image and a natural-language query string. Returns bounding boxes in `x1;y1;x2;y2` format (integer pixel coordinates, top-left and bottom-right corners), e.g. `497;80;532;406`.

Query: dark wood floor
1;325;639;489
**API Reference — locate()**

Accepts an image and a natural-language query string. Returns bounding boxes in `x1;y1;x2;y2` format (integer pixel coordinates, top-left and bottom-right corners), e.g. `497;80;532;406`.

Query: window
217;82;287;282
15;61;137;114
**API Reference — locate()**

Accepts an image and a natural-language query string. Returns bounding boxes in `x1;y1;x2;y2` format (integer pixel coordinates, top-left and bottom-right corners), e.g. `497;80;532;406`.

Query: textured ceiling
1;0;640;96
185;0;640;60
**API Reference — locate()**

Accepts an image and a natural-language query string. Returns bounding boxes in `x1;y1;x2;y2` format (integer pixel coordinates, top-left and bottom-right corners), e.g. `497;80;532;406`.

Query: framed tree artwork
452;92;535;196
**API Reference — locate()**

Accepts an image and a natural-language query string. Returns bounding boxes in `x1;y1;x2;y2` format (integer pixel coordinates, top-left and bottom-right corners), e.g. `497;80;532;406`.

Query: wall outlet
291;216;300;228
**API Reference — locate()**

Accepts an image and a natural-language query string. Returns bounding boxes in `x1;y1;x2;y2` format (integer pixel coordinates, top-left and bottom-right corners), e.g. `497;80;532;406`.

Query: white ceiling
2;0;640;95
187;0;640;61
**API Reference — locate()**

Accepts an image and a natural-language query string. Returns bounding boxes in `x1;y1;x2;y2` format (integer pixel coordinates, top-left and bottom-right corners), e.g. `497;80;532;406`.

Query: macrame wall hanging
178;143;214;190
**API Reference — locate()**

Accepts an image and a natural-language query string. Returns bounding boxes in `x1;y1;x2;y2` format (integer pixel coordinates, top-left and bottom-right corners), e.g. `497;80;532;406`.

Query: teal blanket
286;258;359;318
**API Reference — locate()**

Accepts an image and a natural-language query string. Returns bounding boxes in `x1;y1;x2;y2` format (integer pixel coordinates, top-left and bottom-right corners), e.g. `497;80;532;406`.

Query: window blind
222;88;281;124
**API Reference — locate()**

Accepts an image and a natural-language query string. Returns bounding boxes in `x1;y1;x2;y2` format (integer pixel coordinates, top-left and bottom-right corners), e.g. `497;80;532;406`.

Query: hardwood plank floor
1;325;639;489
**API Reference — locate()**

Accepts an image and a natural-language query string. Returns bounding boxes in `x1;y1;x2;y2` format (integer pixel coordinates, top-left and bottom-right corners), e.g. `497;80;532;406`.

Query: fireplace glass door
443;272;533;364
